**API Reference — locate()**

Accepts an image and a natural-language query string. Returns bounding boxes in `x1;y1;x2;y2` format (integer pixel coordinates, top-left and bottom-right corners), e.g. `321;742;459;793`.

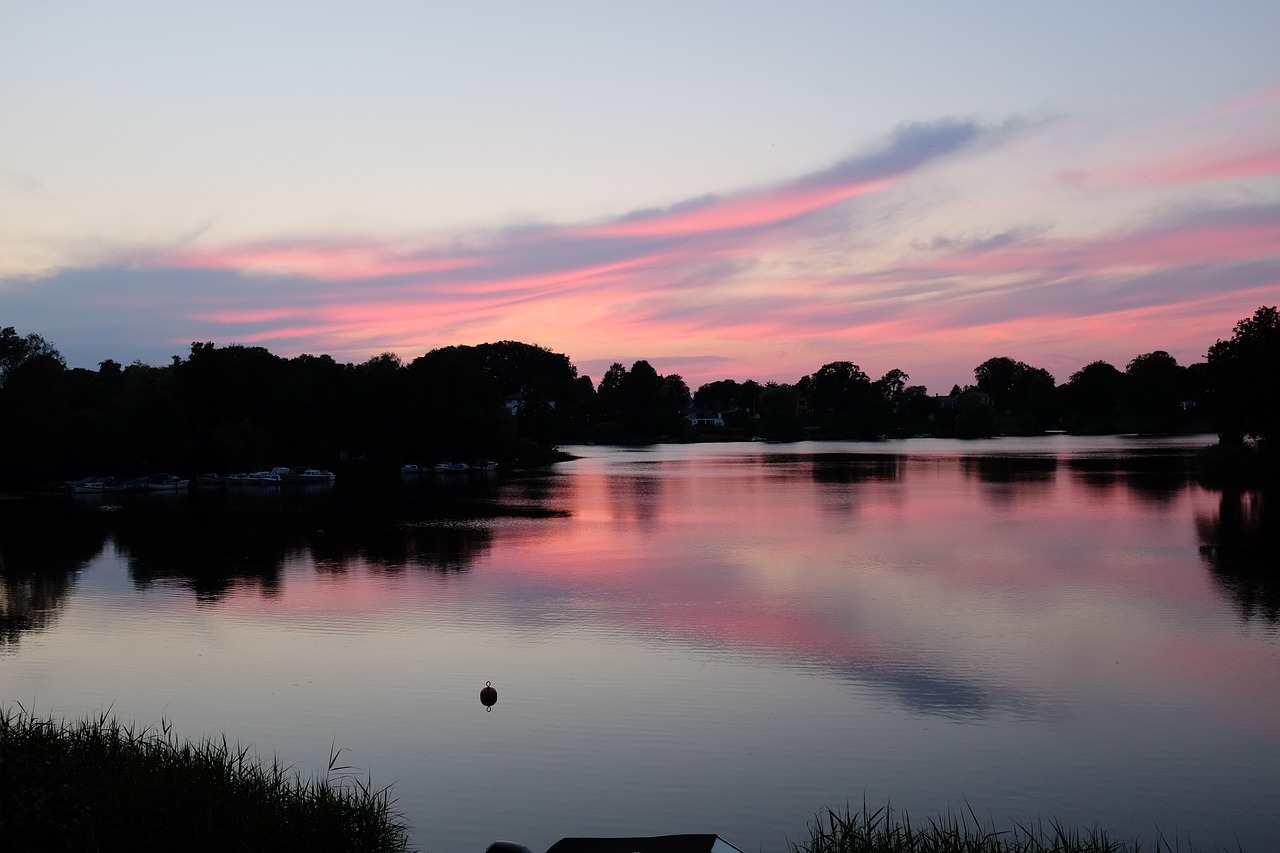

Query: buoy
480;681;497;710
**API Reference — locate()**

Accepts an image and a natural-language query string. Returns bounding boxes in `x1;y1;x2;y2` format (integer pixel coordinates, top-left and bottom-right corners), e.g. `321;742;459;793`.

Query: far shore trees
0;306;1275;487
1207;305;1280;448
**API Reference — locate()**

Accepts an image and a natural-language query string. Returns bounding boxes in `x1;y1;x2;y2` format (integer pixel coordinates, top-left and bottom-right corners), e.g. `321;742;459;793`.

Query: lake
2;436;1277;852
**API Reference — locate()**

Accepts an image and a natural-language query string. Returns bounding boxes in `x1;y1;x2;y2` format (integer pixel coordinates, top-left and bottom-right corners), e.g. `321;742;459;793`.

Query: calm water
2;436;1278;852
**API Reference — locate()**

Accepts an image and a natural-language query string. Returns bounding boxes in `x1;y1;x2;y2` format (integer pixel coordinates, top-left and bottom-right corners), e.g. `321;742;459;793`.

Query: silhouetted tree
873;369;932;437
973;356;1056;433
406;348;507;462
1207;306;1280;447
0;326;64;388
619;360;665;439
973;356;1022;412
950;391;997;438
757;383;802;439
1125;350;1186;434
0;352;72;480
797;361;883;437
1009;364;1057;433
1062;360;1124;434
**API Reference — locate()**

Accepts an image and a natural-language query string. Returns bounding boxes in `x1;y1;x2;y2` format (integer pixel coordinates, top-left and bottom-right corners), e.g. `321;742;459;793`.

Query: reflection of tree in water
334;521;493;573
1197;489;1279;626
809;454;901;484
606;468;664;525
1067;453;1195;504
961;456;1057;510
0;501;110;645
113;498;288;602
962;455;1058;483
109;484;564;601
806;454;901;515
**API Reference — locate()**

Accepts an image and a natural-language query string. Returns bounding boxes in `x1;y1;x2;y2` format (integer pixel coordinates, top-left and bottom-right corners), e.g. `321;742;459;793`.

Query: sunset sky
3;1;1279;393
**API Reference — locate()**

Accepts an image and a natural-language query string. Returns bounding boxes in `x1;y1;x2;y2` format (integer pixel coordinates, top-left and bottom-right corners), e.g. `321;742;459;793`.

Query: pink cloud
1185;81;1280;126
1066;82;1280;191
916;217;1280;279
165;242;480;281
9;112;1279;392
1108;146;1280;189
583;177;897;239
197;308;313;324
1147;148;1280;186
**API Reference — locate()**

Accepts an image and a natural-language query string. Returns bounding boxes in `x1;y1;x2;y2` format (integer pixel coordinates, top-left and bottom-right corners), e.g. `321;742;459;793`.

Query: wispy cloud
3;104;1278;391
1062;80;1280;191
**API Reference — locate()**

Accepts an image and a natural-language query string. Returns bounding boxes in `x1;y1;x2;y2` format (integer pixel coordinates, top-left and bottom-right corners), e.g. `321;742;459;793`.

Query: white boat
226;467;334;484
146;474;190;491
68;476;127;494
434;461;470;473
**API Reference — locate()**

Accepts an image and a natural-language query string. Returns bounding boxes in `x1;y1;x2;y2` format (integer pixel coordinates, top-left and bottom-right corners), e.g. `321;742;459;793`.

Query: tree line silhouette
0;306;1276;488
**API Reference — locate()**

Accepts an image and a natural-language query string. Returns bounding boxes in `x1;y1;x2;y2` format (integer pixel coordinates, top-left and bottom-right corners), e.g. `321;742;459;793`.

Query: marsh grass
790;802;1237;853
0;705;411;852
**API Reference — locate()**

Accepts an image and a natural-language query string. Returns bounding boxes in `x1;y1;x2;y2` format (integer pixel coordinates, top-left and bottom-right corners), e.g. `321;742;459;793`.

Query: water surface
2;436;1277;852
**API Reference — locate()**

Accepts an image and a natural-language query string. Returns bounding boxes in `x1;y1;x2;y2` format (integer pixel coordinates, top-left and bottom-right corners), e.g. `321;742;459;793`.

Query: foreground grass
0;706;411;853
2;707;1244;853
790;803;1237;853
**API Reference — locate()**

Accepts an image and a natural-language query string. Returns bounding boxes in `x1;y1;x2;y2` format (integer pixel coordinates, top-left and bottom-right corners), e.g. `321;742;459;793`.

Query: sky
3;1;1279;394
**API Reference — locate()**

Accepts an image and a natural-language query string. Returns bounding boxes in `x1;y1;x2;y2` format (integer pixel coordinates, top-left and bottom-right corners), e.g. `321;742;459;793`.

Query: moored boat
68;476;128;495
146;473;190;491
293;468;336;483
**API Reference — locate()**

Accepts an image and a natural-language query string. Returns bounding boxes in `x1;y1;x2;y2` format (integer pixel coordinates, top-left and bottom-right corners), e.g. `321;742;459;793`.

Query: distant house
685;411;725;427
966;391;994;407
935;390;992;408
685;407;756;428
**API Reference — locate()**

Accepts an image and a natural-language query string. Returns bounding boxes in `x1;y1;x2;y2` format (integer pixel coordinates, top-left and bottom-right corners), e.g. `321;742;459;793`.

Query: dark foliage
1207;305;1280;447
0;306;1275;485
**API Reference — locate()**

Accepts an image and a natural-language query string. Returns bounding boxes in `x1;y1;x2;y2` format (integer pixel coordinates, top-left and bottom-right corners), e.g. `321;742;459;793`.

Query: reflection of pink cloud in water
188;455;1280;735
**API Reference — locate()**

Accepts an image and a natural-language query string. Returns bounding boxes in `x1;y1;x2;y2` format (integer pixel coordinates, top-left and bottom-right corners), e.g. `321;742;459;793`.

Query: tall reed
0;705;411;852
789;801;1236;853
